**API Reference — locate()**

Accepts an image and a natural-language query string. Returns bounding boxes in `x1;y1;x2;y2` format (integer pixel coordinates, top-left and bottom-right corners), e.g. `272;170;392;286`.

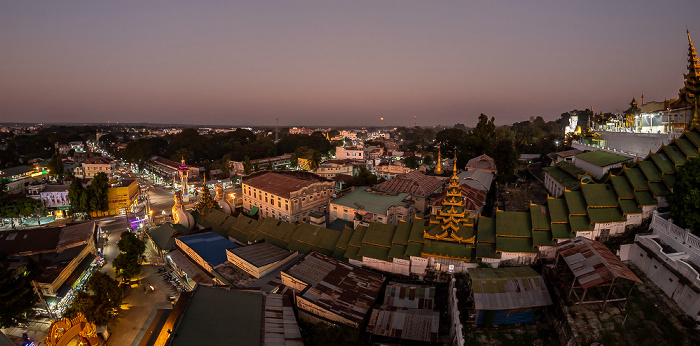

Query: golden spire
434;147;443;174
674;29;700;111
452;151;458;174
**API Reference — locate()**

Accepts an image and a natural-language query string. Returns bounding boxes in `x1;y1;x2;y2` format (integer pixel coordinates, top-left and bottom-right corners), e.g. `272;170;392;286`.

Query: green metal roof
547;198;569;223
170;287;263;346
422;241;473;260
624;167;648;190
475;242;501;259
256;217;296;244
663;145;686;166
335;226;354;250
332;247;347;260
662;173;677;189
574;150;631;167
408;219;429;243
147;223;192;252
361;222;395;248
532;230;556;246
619;199;642;214
542;166;582;190
587;207;626;223
388;244;409;260
392;221;411;245
496;236;537;253
581;184;619;207
569;215;593;231
638;160;662;182
683;130;700;149
564;191;587;215
557;160;588;176
405;242;423;257
609;175;634;199
348;225;367;248
675;138;699;158
648;181;671;197
358;243;391;262
477;216;496;243
331;187;410;215
551;223;574;239
650;153;675;174
344;245;362;261
634;190;658;206
529;204;551;230
495;211;532;237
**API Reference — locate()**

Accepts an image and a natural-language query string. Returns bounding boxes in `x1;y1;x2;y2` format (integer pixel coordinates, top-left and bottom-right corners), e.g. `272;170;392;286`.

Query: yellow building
108;178;138;215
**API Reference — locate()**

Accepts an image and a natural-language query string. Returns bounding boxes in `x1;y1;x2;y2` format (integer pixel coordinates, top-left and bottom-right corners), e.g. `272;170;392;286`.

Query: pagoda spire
672;29;700;111
434;148;444;174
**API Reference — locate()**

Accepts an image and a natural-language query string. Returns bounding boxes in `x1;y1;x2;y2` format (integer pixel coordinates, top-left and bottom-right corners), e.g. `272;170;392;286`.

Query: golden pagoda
424;154;475;243
434;148;444;174
671;29;700;128
624;96;640;127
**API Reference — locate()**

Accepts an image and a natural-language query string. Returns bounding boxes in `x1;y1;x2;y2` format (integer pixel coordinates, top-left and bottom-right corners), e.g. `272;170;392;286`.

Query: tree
117;231;146;256
435;128;466;158
243;156;253;175
33;204;49;225
65;271;123;326
348;167;383;187
493;138;519;182
47;153;64;176
0;256;37;328
404;156;419;169
69;178;87;213
668;157;700;235
112;253;140;280
88;172;109;213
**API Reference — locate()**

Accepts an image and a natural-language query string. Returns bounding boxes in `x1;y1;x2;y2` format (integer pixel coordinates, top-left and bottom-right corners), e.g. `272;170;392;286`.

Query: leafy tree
404;156;419;169
88;172;110;213
172;148;194;164
117;231;146;256
435;128;466;158
112;253;140;280
291;147;321;171
348;167;384;187
493;138;519;182
69;178;88;212
65;271;123;326
47;153;64;176
33;204;49;225
0;256;37;328
243;156;253;175
668;157;700;235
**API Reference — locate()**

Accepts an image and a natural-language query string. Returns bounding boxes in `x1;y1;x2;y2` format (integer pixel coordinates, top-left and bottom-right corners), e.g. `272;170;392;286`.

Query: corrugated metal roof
366;307;439;342
468;267;553;310
262;293;304;345
372;171;445;197
556;237;641;289
284;252;385;325
243;171;330;198
167;250;216;286
228;242;294;268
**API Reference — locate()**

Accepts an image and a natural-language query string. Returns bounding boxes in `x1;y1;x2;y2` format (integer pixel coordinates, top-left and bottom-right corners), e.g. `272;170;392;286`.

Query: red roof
373;171;445;197
556;237;641;289
243;171;329;198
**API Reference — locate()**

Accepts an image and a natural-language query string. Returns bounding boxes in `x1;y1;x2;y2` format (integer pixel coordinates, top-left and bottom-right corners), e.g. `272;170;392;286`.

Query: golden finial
452;151;458;175
434;147;443;174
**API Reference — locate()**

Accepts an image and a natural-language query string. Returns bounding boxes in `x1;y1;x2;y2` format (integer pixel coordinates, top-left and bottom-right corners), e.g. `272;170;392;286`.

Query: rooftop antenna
414;115;417;127
275;118;279;142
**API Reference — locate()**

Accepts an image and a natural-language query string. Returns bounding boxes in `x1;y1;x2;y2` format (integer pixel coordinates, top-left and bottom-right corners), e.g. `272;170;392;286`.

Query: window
333;211;337;217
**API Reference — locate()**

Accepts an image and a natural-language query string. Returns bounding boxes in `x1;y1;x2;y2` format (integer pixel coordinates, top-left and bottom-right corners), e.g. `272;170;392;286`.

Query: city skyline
2;1;700;126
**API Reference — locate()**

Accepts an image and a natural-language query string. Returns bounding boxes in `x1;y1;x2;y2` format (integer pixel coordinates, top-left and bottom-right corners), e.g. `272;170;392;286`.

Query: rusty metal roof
469;267;553;310
262;293;304;345
166;250;216;286
556;237;641;289
57;222;95;251
366;307;439;342
284;252;385;325
372;171;445;197
383;282;435;309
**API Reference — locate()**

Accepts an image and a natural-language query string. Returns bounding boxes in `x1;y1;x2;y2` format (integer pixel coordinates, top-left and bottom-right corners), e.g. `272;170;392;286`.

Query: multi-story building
107;179;139;215
289;127;313;135
242;171;334;222
144;156;199;185
335;146;365;159
329;187;414;227
314;159;365;179
0;165;48;195
76;157;115;178
373;171;446;217
229;154;291;176
376;162;414;180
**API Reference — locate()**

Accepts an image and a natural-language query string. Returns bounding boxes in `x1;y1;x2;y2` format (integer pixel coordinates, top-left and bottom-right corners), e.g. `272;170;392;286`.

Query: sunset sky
2;1;699;127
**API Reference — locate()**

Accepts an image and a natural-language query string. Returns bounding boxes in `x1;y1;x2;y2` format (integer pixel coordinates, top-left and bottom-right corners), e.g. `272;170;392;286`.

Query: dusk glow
2;1;699;126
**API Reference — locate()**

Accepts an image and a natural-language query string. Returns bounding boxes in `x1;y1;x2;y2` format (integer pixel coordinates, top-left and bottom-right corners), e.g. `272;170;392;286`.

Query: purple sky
2;1;699;127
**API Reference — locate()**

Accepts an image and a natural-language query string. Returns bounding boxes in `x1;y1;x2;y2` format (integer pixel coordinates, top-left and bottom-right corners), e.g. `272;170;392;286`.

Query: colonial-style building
76;157;115;178
329;187;415;227
242;171;334;223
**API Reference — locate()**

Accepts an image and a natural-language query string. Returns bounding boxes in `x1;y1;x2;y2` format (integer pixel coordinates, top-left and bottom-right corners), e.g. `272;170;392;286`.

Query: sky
2;1;699;127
